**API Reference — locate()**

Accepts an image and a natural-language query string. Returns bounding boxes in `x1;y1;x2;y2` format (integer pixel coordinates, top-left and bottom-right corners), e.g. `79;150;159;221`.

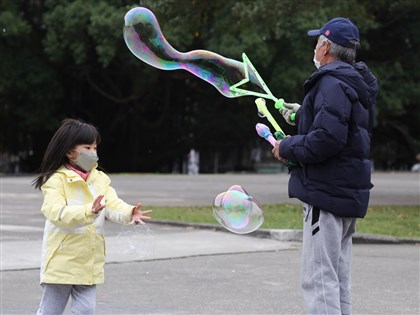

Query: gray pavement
1;172;419;314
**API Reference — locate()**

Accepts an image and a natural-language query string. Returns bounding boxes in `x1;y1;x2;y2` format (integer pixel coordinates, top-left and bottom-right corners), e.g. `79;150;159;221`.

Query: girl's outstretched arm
130;203;152;224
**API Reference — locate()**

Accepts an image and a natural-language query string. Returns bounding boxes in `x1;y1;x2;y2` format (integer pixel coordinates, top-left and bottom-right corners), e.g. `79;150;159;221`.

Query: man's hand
272;140;289;166
279;102;301;126
272;140;281;159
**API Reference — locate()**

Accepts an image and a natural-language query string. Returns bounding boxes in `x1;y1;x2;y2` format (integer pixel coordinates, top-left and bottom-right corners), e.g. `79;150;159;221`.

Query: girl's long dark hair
32;118;101;190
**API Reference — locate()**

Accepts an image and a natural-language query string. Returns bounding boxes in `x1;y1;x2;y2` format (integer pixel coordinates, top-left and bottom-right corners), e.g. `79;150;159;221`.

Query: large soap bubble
213;185;264;234
123;7;265;98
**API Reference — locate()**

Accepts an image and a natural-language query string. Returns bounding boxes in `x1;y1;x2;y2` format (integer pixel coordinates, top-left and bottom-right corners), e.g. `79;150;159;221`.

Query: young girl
33;118;152;315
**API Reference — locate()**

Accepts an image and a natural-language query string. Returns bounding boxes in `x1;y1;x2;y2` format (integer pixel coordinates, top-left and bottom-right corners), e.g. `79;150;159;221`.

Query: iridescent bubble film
116;223;155;259
123;7;265;98
213;185;264;234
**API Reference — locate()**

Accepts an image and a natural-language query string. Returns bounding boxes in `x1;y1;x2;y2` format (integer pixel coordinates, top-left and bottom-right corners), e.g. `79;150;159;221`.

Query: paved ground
1;172;419;314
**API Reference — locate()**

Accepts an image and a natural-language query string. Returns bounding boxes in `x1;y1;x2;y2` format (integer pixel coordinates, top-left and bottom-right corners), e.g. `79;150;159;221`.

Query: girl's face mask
72;150;98;172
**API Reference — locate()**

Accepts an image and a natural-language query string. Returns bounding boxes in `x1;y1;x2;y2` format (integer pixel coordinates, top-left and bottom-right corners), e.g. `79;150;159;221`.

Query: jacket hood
304;61;378;110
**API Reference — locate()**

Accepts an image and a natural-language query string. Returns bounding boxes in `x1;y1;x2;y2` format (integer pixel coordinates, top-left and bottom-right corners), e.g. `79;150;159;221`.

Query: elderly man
272;18;378;314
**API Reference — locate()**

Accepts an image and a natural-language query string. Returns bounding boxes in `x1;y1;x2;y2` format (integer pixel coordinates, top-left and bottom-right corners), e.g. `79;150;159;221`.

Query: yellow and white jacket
39;165;134;285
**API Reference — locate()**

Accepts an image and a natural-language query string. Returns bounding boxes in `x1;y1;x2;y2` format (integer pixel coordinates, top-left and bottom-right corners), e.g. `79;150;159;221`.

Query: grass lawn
149;204;420;239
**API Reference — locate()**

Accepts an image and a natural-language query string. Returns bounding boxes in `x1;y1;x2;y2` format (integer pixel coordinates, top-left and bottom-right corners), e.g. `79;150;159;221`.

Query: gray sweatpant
301;204;357;315
37;283;96;315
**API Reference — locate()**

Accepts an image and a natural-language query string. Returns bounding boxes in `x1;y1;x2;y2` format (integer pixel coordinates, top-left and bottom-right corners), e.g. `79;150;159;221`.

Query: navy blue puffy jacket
279;61;378;218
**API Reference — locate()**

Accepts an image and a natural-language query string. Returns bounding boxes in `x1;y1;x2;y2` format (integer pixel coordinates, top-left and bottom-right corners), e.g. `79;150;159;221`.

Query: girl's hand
92;195;106;214
130;203;152;224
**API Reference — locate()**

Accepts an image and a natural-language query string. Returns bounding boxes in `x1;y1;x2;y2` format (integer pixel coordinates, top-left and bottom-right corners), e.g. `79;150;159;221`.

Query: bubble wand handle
255;123;276;147
255;98;285;137
255;123;299;167
274;99;296;122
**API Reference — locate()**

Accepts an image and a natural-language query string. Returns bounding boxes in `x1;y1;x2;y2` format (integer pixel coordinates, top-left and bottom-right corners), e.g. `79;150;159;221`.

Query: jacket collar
304;60;352;92
57;164;99;183
304;60;373;109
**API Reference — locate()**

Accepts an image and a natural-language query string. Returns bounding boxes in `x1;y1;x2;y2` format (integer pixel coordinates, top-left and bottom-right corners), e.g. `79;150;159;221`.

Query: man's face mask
313;40;327;69
72;150;98;172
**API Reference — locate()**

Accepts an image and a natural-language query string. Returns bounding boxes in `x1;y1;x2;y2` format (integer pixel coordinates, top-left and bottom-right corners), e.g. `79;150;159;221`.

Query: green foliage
360;0;420;169
43;0;129;67
0;0;419;172
0;0;63;160
0;9;31;38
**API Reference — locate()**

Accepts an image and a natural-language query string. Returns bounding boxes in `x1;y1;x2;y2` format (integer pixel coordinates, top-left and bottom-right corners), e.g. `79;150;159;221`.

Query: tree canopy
1;0;419;173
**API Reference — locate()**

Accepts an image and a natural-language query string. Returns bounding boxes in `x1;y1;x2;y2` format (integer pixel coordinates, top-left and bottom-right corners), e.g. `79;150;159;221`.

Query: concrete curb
351;233;420;244
150;220;420;245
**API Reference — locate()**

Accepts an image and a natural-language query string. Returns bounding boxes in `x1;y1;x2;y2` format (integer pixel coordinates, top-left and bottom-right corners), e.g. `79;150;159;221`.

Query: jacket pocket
44;233;68;271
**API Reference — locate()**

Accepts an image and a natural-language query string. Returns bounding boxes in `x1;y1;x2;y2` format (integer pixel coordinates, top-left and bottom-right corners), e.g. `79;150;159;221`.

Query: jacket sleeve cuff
279;136;291;158
86;203;99;220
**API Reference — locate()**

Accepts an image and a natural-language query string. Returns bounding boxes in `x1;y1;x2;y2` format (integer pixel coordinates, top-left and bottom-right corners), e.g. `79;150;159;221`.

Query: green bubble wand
230;53;298;167
229;53;296;132
229;53;294;142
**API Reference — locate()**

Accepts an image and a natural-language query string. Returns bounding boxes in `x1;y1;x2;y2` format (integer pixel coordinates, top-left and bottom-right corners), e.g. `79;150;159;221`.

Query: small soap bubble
213;185;264;234
116;223;155;259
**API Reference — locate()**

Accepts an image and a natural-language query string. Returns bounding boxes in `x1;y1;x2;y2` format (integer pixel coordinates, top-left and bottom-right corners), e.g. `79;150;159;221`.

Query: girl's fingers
92;195;105;213
94;195;104;205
